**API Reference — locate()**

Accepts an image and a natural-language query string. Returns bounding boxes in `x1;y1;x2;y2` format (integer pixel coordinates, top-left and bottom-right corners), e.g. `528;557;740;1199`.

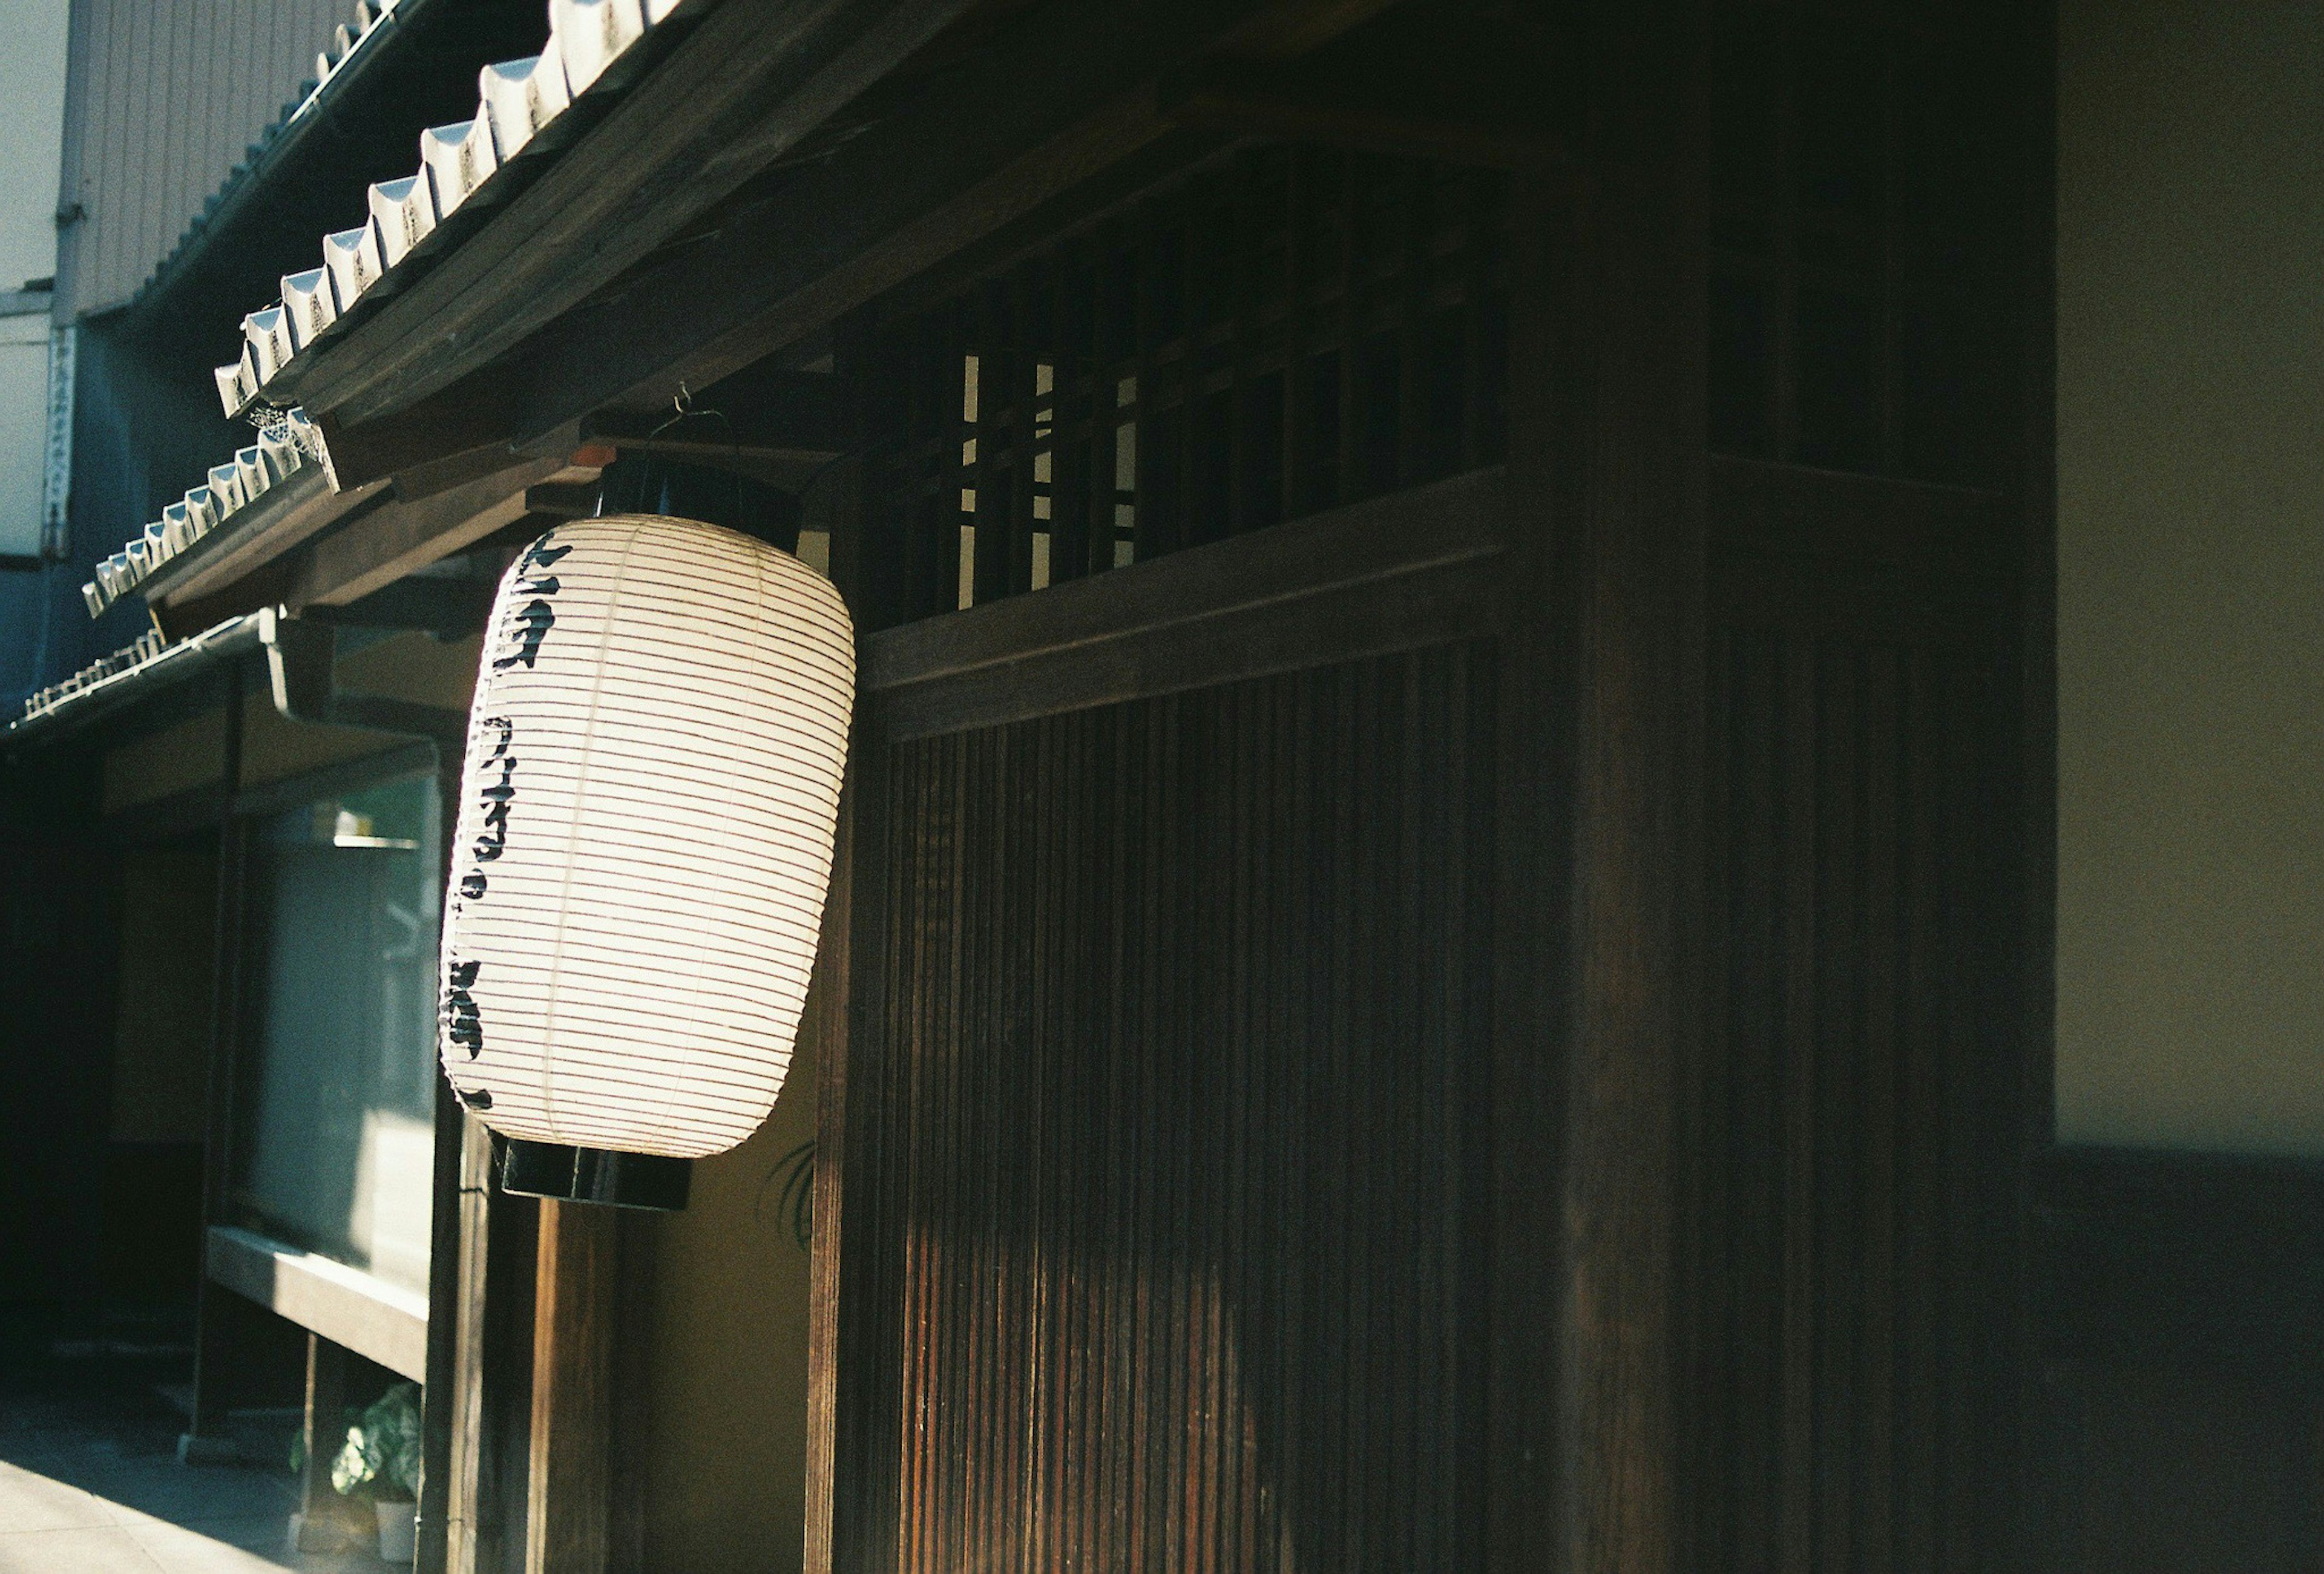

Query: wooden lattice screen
855;146;1509;627
1706;0;2014;485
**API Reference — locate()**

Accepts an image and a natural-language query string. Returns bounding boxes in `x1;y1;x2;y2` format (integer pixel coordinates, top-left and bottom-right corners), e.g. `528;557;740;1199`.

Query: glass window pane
231;771;439;1294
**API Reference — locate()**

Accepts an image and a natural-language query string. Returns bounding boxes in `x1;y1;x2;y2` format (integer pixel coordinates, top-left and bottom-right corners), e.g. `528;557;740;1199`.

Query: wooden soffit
280;0;1500;488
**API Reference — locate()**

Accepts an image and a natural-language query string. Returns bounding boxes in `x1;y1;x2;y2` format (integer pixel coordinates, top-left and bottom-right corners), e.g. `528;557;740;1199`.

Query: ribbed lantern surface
439;515;854;1158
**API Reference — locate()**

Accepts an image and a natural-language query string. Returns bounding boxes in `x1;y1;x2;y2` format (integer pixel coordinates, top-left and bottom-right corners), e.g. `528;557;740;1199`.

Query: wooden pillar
1494;4;1708;1571
436;1115;500;1573
419;750;475;1574
1563;7;1707;1566
527;1199;619;1574
183;664;247;1462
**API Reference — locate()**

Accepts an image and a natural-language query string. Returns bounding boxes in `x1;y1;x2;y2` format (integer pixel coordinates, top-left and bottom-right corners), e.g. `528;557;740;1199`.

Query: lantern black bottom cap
500;1140;692;1212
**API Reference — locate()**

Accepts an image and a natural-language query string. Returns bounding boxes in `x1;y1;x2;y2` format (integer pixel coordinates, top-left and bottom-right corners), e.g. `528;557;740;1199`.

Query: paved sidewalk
0;1315;384;1573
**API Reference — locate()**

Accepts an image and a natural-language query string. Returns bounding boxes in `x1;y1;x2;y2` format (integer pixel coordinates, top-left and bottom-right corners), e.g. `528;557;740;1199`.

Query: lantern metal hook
649;381;696;438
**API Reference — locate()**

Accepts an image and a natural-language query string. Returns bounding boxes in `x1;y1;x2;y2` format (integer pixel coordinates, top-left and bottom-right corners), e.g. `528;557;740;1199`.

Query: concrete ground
0;1311;387;1573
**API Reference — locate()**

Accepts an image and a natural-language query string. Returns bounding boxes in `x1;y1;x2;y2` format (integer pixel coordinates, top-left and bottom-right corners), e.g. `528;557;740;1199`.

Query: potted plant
331;1382;424;1564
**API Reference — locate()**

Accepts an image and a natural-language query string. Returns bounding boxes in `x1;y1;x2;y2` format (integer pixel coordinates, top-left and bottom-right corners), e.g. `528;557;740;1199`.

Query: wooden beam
527;1199;619;1574
207;1225;431;1382
1160;58;1567;171
312;375;535;490
579;365;847;464
286;455;588;611
327;0;1387;474
152;560;299;645
801;789;855;1574
522;480;605;519
862;465;1508;736
490;48;1192;453
438;1117;498;1574
484;0;1467;454
145;468;391;614
418;744;481;1574
277;0;990;431
295;0;1462;488
392;442;556;507
1212;0;1402;60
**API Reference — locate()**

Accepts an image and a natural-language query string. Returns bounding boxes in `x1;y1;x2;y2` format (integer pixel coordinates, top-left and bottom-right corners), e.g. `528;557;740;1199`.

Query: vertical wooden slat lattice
1699;589;2017;1572
839;641;1494;1570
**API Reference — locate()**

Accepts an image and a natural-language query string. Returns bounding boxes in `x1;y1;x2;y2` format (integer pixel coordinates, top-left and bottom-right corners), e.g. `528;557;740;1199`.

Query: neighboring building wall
0;0;348;707
53;0;346;320
2046;9;2324;1567
0;1;68;558
2055;0;2324;1156
0;308;52;559
0;0;68;294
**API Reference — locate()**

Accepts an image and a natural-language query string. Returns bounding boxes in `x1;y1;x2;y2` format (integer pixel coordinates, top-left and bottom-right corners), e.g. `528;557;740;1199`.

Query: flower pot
375;1499;417;1564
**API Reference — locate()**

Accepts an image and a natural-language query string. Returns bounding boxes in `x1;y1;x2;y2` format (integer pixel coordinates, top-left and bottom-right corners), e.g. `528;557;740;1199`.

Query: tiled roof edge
123;0;425;317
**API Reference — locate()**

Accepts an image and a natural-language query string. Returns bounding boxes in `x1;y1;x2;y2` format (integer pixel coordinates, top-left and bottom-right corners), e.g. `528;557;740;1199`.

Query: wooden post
1493;6;1709;1572
438;1115;499;1573
299;1332;357;1552
527;1199;619;1574
183;666;246;1462
419;747;474;1574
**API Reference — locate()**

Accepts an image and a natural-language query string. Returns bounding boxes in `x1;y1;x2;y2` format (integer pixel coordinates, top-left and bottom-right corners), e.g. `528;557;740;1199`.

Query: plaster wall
2056;0;2324;1153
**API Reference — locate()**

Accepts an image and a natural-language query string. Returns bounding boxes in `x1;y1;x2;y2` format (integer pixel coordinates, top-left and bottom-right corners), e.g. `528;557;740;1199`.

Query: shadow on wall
636;1020;821;1572
0;758;120;1310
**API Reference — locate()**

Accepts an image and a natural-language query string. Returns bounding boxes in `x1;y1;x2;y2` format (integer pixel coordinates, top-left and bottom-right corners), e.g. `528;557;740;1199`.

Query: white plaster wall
2056;0;2324;1153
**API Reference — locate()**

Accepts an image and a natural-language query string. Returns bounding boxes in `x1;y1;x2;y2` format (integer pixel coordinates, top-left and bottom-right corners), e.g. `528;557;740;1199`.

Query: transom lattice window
855;145;1511;628
1707;0;2014;486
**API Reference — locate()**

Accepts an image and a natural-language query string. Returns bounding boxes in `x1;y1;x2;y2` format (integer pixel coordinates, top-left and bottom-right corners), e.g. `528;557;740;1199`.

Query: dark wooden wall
816;459;1512;1571
1692;459;2023;1572
0;758;120;1310
2030;1150;2324;1574
804;1;2045;1567
841;641;1494;1569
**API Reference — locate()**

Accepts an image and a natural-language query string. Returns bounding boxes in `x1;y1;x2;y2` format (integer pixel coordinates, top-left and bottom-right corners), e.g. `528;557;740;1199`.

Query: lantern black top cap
499;1138;692;1211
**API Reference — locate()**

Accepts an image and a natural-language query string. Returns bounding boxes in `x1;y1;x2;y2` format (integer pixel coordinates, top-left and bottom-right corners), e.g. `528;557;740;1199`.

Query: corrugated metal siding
835;641;1495;1570
60;0;350;317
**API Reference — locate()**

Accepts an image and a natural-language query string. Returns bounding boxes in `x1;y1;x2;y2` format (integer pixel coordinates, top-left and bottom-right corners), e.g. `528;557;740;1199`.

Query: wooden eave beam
369;0;1249;464
1160;58;1569;172
500;88;1190;456
577;364;847;466
1213;0;1403;61
309;0;1414;485
287;453;597;610
274;0;992;438
143;469;392;616
156;454;600;637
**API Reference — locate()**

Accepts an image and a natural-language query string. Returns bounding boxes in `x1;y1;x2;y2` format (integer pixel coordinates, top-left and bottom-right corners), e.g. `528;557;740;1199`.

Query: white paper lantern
438;514;853;1194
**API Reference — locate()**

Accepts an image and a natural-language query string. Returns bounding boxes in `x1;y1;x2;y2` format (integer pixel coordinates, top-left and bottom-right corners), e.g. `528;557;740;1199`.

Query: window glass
231;771;439;1294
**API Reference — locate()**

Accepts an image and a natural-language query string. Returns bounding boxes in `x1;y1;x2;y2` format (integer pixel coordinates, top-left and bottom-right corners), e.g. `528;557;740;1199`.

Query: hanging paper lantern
439;514;853;1208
